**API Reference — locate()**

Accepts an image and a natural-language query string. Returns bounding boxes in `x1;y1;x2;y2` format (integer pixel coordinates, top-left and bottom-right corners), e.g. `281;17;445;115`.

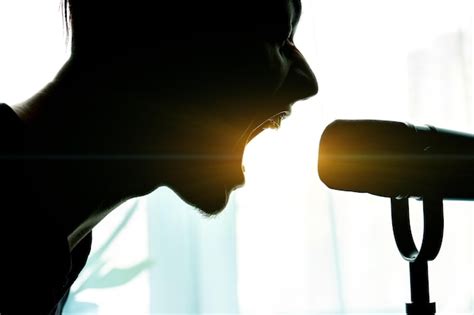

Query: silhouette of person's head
49;0;318;214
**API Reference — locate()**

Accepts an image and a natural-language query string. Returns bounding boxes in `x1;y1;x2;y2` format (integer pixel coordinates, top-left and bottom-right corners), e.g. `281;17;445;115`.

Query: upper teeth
246;112;290;144
268;117;281;129
266;112;289;129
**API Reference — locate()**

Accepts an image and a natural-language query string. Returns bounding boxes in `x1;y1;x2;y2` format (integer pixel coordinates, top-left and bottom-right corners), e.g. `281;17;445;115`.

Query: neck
13;59;167;250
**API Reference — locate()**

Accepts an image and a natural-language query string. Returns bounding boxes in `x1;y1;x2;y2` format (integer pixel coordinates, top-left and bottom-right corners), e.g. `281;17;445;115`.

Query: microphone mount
391;197;444;315
317;119;474;313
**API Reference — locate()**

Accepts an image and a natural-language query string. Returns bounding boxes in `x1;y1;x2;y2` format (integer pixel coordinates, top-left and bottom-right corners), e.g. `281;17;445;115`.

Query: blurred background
0;0;472;314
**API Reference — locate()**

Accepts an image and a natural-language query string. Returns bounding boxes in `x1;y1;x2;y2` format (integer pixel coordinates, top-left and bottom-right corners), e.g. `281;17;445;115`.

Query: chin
166;157;246;215
173;187;230;216
170;176;244;216
194;191;231;216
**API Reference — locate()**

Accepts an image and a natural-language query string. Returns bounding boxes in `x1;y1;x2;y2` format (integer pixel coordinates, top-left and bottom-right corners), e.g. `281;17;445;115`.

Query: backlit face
160;0;318;214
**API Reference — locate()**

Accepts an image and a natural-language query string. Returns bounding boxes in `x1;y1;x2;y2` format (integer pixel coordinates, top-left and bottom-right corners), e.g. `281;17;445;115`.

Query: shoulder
0;103;24;153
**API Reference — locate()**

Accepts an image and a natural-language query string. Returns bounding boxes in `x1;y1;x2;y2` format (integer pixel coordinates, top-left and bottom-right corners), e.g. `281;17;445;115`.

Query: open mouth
246;110;291;144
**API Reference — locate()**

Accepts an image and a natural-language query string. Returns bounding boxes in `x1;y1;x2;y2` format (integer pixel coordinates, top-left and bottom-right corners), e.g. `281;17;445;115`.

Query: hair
62;0;302;57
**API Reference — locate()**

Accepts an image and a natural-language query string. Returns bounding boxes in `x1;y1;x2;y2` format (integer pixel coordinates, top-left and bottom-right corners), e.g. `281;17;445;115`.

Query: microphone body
318;120;474;199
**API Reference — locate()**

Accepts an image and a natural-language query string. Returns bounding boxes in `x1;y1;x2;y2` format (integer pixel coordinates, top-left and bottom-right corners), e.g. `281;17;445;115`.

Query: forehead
256;0;300;21
245;0;301;32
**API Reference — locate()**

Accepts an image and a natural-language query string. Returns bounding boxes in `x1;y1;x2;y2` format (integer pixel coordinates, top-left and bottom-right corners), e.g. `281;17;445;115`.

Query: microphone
318;120;474;199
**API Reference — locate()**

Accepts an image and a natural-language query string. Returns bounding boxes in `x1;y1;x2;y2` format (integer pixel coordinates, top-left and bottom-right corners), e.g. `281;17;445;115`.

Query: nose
285;48;318;102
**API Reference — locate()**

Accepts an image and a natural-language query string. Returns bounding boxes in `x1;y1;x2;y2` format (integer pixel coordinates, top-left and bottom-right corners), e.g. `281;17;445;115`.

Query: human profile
0;0;317;313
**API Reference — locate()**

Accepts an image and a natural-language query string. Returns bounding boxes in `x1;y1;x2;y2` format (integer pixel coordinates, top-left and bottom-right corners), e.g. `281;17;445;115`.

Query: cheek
221;42;288;95
249;43;289;95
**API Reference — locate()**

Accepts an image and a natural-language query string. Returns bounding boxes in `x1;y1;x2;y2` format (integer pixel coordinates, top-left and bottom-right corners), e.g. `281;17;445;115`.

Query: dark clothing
0;103;92;314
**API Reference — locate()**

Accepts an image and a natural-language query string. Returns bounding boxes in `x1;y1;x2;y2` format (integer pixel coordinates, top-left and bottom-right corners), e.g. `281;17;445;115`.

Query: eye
266;25;292;46
280;38;289;47
278;32;293;46
279;36;296;56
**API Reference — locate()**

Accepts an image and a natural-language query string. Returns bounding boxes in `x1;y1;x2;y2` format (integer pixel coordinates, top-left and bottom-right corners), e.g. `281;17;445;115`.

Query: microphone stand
391;197;444;315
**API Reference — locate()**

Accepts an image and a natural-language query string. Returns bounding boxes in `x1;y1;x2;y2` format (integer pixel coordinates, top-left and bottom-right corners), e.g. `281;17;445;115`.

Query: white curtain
0;0;472;314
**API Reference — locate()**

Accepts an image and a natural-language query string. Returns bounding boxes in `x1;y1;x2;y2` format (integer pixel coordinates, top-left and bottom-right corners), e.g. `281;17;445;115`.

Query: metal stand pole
391;197;444;315
406;260;435;314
